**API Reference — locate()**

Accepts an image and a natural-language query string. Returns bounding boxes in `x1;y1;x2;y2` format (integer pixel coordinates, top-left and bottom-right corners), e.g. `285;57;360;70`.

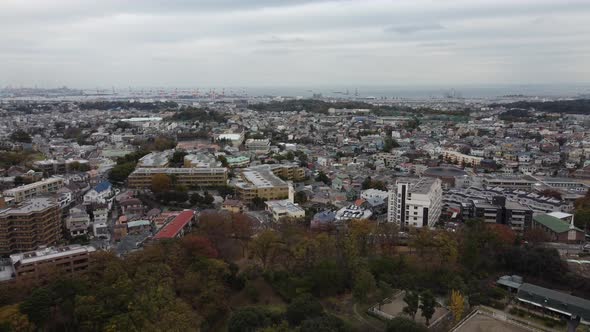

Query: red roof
154;210;194;239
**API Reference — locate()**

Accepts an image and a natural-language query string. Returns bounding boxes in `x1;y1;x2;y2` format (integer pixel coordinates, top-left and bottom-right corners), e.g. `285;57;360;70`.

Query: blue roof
313;210;336;223
94;181;112;193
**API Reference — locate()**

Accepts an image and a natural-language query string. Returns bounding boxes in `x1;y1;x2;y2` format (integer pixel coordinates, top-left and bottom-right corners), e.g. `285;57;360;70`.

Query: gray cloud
0;0;589;87
385;23;445;34
258;36;306;44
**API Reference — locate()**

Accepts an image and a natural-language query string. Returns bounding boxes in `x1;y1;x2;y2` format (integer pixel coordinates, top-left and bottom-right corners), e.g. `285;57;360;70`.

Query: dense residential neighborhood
1;92;590;331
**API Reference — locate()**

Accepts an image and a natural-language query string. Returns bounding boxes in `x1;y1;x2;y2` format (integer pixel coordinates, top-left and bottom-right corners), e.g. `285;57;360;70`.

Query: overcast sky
1;0;590;88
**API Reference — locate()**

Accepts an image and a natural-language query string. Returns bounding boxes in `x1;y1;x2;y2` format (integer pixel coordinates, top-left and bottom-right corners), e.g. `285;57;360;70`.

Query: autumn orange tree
151;174;172;193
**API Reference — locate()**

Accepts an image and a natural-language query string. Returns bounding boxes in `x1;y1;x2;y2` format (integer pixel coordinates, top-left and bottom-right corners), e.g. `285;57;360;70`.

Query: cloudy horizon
1;0;590;88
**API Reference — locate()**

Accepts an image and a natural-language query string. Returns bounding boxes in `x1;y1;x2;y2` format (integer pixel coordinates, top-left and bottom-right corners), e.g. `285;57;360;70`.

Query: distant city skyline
1;0;590;87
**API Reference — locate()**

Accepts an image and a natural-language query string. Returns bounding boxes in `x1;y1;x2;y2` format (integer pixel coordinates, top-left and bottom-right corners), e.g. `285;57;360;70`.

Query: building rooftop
518;283;590;321
184;153;220;168
132;167;227;175
265;200;305;214
138;150;172;167
0;197;57;216
533;214;581;233
547;211;573;220
93;180;112;193
153;210;194;239
3;177;63;195
239;165;287;188
409;177;440;195
127;220;151;228
423;166;468;178
10;244;96;266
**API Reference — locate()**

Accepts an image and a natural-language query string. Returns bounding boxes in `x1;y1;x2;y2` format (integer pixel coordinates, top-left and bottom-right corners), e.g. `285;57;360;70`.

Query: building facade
3;178;64;203
388;177;442;229
8;245;96;282
127;167;228;188
0;197;62;255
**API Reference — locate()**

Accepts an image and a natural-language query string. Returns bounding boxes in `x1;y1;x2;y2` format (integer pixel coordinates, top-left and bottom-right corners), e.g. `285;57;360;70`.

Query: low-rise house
265;200;305;221
531;213;585;244
83;181;113;205
66;205;90;237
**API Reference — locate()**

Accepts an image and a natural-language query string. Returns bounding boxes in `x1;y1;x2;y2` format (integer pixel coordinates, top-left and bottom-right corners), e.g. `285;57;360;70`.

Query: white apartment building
388;177;442;229
3;177;64;203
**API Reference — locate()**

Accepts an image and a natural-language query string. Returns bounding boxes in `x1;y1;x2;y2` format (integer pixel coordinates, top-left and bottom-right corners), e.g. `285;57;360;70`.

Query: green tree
251;196;267;210
386;317;428;332
315;171;331;185
171;151;188;164
419;290;437;326
19;288;53;328
300;315;348;332
108;162;136;183
352;270;376;303
10;130;32;143
250;230;281;269
286;293;324;326
228;307;272;332
377;281;394;310
402;290;419;321
294;191;308;204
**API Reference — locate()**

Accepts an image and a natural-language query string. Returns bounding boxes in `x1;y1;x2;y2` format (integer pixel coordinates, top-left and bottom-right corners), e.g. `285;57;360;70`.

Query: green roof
226;156;249;163
533;214;581;233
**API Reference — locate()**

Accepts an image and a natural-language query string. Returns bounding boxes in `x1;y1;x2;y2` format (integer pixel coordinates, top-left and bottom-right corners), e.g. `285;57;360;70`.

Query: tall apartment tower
0;197;62;255
387;178;442;229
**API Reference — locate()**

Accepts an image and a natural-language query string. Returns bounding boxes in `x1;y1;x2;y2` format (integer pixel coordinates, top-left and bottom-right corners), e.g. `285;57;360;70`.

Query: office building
388;177;442;228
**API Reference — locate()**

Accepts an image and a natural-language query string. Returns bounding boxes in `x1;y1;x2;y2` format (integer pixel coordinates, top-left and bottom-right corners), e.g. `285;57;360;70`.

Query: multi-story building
0;197;61;255
226;156;251;168
65;205;90;238
3;178;64;203
388;177;442;229
442;150;483;166
234;166;291;202
471;197;533;233
245;139;271;154
7;245;96;282
482;176;534;191
183;153;221;168
128;167;228;188
216;131;245;147
32;159;89;175
137;151;172;168
267;164;306;182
